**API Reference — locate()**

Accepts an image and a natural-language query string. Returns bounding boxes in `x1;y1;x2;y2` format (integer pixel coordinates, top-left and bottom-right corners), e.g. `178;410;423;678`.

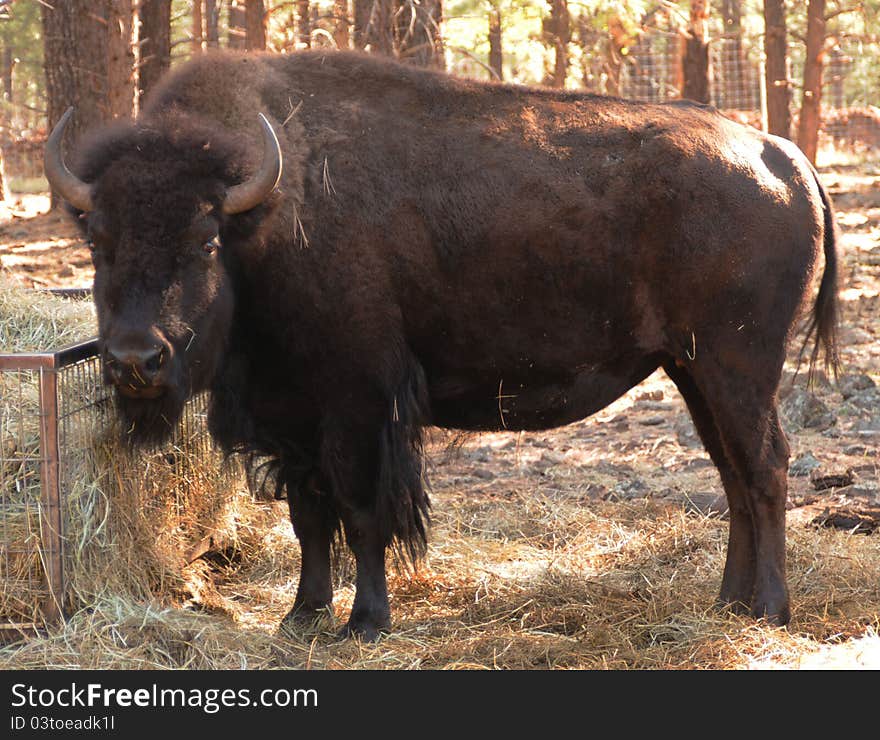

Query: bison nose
105;341;166;386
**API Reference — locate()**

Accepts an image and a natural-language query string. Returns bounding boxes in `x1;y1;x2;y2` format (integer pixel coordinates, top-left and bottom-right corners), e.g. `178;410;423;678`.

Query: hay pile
1;280;879;669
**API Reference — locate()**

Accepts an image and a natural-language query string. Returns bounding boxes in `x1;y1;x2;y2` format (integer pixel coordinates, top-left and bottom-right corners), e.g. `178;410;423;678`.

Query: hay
0;284;95;353
1;279;879;669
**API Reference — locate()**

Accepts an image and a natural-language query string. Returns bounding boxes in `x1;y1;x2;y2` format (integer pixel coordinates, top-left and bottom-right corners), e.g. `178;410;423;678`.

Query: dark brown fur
70;50;838;639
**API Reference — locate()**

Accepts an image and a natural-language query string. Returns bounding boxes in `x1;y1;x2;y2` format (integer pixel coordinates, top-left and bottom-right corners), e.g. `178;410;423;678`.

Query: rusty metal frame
0;338;100;635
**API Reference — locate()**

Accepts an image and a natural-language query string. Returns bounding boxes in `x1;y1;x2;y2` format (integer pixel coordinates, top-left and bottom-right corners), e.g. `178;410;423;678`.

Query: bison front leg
281;473;337;628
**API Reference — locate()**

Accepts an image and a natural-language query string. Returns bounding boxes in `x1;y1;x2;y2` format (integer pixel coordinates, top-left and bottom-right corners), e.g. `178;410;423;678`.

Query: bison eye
203;237;220;255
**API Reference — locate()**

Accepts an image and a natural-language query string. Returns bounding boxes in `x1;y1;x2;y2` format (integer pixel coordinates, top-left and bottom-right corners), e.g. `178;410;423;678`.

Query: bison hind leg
320;355;432;640
665;355;792;625
664;361;757;614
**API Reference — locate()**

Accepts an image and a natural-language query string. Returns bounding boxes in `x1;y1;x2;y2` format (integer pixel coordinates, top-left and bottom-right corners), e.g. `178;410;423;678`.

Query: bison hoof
279;602;334;635
714;597;751;616
750;601;791;627
716;593;790;626
338;613;391;643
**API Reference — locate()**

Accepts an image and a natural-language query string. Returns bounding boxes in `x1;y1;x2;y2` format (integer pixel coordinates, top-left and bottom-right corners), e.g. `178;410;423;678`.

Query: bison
45;50;838;640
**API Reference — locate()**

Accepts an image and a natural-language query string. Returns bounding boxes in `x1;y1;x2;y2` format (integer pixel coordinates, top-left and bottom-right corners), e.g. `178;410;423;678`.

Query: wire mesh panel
620;30;682;103
1;338;239;631
710;36;760;112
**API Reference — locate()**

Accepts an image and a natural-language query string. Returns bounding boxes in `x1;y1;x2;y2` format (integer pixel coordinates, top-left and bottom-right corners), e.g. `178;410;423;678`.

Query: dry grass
0;283;95;353
1;281;879;669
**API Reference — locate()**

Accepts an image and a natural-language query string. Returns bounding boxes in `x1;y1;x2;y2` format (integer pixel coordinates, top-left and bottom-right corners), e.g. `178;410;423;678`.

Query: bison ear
222;113;282;215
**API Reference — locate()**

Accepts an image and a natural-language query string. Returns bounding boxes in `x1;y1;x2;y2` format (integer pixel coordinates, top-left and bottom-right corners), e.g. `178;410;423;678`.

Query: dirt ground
1;154;879;669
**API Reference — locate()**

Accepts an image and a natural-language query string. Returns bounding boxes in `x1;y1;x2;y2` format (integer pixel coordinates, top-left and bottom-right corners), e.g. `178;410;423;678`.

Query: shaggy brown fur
66;50;838;639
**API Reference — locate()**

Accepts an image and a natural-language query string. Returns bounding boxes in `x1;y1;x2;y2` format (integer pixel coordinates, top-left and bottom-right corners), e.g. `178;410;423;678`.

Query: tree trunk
352;0;371;50
488;6;502;81
333;0;350;50
682;0;710;103
545;0;569;88
139;0;171;102
107;0;135;120
297;0;311;48
205;0;220;48
192;0;204;53
763;0;791;138
1;45;13;103
228;1;246;49
667;29;685;98
369;0;394;56
0;148;7;202
245;0;266;50
397;0;443;67
797;0;826;164
42;1;111;207
827;45;845;110
605;15;628;97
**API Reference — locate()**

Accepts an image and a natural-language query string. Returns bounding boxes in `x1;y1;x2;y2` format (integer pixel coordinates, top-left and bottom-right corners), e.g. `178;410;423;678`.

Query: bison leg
281;474;337;627
664;362;755;613
684;357;791;625
320;362;429;640
319;418;393;642
338;508;392;641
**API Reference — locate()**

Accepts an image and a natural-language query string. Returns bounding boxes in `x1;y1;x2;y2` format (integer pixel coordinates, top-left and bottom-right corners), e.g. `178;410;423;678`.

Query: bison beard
45;50;839;641
114;384;188;448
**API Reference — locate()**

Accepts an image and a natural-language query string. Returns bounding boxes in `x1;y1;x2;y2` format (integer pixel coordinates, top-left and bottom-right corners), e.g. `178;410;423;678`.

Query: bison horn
223;113;283;215
44;107;95;212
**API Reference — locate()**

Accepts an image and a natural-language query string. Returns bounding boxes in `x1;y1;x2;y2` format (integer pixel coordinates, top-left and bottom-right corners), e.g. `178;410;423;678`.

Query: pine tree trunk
682;0;710;104
546;0;569;88
488;6;502;80
369;0;394;56
107;0;135;119
140;0;171;101
42;1;110;207
798;0;826;164
192;0;204;53
245;0;266;50
2;45;13;103
763;0;791;138
297;0;311;48
605;15;628;96
0;148;7;202
228;1;247;49
397;0;443;67
828;46;845;110
333;0;350;50
352;0;371;50
206;0;220;48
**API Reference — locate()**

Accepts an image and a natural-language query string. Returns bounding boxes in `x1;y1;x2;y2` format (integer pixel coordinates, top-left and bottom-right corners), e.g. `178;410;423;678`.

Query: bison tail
377;358;431;566
800;168;841;382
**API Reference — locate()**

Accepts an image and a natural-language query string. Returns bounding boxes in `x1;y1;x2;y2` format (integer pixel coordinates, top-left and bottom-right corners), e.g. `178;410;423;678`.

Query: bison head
45;109;282;445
